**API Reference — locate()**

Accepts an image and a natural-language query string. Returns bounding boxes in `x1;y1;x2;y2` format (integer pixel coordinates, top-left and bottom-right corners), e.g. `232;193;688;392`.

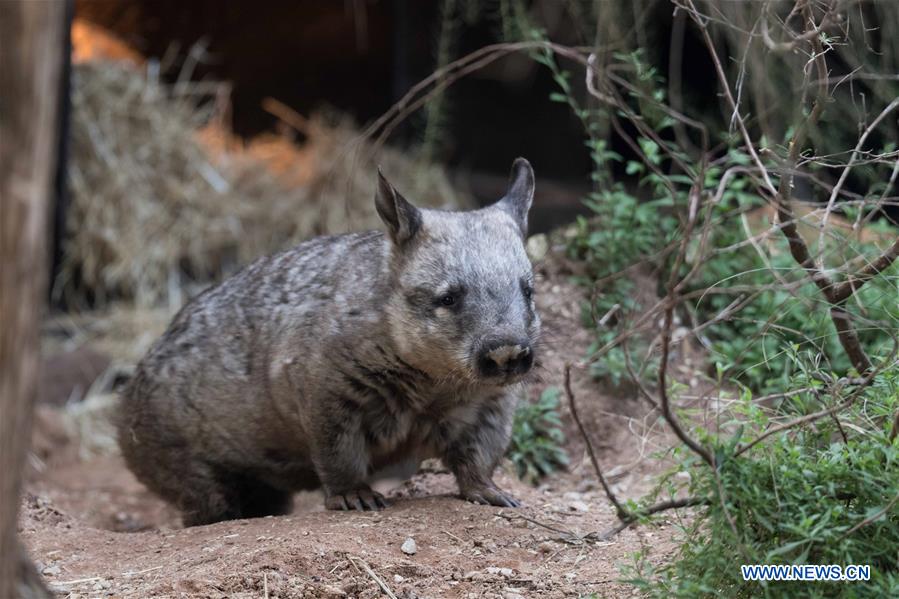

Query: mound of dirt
24;467;683;598
24;247;690;597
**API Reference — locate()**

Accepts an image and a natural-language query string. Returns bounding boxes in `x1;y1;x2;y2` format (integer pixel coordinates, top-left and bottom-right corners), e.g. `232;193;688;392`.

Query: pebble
41;564;61;576
322;584;347;597
401;537;417;555
485;566;515;578
393;574;405;583
568;500;590;513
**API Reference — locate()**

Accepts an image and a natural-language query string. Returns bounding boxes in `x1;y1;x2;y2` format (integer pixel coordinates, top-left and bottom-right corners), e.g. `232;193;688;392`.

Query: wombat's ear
376;168;422;246
496;157;535;237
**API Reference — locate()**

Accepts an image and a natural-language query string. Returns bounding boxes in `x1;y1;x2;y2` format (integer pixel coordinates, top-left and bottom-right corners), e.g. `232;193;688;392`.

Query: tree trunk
0;2;66;597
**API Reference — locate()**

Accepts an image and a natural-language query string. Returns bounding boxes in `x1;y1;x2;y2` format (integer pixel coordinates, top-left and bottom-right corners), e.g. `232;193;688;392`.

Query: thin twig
262;97;311;134
347;556;397;599
818;97;899;256
563;363;632;521
837;490;899;541
735;360;890;456
498;512;584;543
657;184;717;468
595;497;707;541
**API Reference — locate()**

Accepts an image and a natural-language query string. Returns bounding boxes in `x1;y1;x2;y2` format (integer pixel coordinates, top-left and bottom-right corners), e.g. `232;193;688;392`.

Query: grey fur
117;158;540;526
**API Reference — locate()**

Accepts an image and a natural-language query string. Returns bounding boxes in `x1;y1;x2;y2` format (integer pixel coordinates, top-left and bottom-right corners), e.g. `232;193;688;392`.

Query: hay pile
61;61;470;308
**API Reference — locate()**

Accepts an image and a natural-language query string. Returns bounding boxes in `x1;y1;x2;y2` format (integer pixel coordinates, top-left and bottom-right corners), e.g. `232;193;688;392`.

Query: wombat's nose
477;340;534;378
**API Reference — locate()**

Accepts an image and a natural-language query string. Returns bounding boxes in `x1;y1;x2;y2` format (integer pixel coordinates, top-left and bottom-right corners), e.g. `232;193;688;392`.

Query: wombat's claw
325;488;389;511
462;486;521;508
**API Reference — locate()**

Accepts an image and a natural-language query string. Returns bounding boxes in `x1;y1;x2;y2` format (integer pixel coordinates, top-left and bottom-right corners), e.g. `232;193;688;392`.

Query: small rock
41;564;61;576
393;574;405;583
576;479;597;492
568;500;590;513
485;566;515;578
401;537;417;555
503;591;526;599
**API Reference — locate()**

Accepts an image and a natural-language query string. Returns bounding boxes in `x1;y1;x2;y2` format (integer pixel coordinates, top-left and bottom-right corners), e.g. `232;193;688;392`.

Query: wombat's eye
434;286;464;309
523;285;534;300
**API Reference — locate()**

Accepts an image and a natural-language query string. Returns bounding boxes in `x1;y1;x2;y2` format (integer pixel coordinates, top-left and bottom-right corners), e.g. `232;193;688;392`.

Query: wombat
117;158;540;526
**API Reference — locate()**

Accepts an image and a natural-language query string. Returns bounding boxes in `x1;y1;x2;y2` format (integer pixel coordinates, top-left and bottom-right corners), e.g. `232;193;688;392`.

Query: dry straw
59;61;470;309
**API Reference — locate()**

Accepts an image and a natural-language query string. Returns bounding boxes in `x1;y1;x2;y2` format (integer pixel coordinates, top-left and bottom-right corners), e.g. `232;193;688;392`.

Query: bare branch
735;364;889;456
818;97;899;259
837;489;899;541
760;0;842;53
682;0;778;197
596;496;707;541
830;236;899;303
563;364;632;521
656;182;718;468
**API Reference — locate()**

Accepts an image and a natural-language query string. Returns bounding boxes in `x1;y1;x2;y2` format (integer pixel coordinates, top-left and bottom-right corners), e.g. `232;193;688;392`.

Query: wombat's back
117;231;391;501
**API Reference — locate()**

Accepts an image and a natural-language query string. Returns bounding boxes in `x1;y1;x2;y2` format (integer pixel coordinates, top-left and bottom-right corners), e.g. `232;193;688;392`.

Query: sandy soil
22;251;689;598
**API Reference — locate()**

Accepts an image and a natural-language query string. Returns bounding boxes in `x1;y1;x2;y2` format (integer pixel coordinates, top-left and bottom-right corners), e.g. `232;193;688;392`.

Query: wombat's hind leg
178;472;244;527
236;478;294;519
179;470;293;525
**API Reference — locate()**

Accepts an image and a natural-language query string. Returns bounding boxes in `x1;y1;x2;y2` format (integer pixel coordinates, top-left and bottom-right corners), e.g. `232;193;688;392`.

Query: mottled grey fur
117;158;540;526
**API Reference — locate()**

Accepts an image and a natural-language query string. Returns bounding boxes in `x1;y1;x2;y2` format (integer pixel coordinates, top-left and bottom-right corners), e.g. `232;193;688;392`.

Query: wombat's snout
476;339;534;379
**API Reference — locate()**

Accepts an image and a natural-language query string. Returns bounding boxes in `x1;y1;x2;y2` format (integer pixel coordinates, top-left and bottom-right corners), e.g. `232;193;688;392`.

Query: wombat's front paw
462;485;521;508
325;487;389;511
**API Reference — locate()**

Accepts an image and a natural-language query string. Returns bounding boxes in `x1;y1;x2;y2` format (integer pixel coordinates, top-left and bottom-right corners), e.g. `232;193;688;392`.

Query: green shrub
684;201;899;395
566;140;899;394
508;386;569;483
531;28;899;599
625;366;899;598
495;9;899;597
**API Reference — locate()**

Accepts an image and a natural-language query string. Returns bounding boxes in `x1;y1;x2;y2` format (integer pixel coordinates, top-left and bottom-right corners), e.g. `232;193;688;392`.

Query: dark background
73;0;708;182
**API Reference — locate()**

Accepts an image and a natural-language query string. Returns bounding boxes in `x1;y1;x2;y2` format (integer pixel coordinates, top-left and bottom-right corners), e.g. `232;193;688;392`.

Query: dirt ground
22;251;690;598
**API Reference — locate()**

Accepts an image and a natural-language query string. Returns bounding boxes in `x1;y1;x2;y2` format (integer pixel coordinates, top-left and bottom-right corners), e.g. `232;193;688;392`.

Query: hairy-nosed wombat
117;158;540;526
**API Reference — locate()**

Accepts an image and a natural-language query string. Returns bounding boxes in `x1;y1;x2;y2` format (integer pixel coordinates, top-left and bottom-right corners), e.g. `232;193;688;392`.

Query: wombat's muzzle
476;339;534;380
